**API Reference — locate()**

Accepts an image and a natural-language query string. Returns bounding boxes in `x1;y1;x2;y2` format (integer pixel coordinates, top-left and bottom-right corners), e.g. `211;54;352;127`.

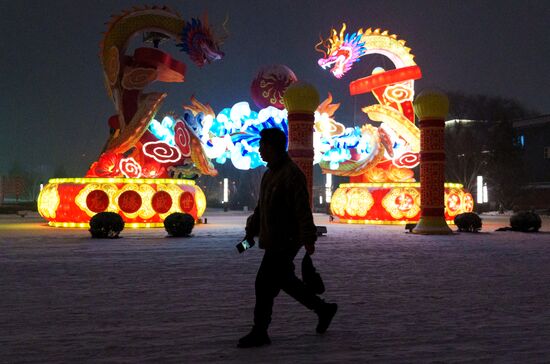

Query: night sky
1;0;549;177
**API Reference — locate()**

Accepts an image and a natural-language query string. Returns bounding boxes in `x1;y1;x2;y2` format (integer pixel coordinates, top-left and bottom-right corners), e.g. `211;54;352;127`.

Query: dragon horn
339;23;347;39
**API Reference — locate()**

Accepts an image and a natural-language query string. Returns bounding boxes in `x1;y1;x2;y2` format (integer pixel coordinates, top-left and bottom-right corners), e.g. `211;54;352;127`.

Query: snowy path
1;212;549;363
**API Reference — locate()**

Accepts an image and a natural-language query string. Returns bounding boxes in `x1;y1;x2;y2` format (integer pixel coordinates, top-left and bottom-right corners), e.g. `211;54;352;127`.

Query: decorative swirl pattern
174;120;191;157
384;83;414;104
393;152;419;168
142;141;182;163
261;78;285;106
250;65;297;109
121;67;158;90
119;157;142;178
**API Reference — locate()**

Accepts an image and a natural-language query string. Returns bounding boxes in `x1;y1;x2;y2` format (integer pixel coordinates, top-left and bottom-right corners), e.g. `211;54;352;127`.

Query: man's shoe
237;328;271;348
316;302;337;334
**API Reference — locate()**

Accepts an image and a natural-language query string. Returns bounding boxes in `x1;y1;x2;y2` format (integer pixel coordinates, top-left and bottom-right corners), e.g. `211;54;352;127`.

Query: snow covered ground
1;211;549;363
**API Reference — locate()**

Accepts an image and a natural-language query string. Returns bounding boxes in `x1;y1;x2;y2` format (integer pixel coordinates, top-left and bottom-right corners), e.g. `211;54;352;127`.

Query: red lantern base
37;177;206;228
329;182;473;224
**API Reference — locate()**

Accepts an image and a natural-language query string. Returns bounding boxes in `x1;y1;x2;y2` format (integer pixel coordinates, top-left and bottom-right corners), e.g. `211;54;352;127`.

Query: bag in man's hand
301;253;325;294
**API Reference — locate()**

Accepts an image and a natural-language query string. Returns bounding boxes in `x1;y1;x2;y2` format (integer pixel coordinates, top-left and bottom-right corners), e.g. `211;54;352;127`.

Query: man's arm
245;173;265;239
245;205;260;239
290;172;317;254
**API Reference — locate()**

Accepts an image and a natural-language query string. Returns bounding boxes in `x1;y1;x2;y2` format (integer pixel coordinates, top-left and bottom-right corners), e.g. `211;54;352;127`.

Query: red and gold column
412;90;452;234
283;82;320;207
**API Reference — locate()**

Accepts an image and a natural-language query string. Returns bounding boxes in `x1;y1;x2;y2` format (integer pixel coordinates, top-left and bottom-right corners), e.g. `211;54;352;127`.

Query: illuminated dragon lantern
37;6;225;227
90;6;223;179
316;24;421;182
315;24;473;224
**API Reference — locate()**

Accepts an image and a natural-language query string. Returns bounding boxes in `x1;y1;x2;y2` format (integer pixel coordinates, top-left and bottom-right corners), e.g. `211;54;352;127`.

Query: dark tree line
445;92;538;210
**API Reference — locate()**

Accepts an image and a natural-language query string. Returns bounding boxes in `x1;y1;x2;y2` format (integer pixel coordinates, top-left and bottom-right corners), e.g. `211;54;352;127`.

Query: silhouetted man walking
238;128;337;348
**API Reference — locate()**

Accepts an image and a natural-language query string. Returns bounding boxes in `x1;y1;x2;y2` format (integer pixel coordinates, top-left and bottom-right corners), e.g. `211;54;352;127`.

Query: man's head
259;128;287;164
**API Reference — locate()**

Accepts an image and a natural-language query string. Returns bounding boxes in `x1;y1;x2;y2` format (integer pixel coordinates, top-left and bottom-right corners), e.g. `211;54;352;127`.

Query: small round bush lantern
164;212;195;237
510;211;541;232
89;212;125;238
454;212;482;232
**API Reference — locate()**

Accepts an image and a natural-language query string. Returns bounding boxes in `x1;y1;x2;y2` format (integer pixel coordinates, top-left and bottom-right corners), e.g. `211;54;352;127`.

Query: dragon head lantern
316;23;367;79
178;16;225;67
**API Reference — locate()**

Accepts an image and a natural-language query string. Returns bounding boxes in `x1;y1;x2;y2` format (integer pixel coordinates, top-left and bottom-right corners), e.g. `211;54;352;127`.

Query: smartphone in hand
236;237;255;253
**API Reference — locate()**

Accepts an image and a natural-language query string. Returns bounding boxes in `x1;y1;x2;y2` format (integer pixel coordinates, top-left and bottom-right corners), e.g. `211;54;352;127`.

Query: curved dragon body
38;6;225;227
317;24;423;182
101;7;185;145
314;25;474;222
87;6;224;179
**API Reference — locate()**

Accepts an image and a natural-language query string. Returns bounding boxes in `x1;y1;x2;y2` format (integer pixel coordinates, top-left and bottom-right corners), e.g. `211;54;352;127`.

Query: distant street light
325;173;332;203
223;178;229;203
477;175;484;204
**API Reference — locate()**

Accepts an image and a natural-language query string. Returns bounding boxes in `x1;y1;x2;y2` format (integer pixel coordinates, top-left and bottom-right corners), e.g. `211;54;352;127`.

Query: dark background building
513;115;550;209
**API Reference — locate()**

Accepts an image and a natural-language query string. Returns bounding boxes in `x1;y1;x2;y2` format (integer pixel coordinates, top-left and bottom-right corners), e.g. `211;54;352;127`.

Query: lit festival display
315;24;474;223
38;12;473;227
37;6;224;227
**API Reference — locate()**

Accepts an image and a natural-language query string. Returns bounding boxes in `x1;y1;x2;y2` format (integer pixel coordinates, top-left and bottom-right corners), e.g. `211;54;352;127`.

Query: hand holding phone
236;237;255;253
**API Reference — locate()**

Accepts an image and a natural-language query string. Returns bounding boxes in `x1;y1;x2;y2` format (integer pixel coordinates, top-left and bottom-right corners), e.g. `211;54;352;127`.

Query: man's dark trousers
254;246;323;330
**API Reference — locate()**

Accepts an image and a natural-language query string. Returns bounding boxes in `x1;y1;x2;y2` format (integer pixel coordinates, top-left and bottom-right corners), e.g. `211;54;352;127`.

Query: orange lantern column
412;90;452;234
283;82;320;207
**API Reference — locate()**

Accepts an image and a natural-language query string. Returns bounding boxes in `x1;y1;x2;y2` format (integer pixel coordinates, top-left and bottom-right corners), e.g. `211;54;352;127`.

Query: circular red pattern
393;152;420;168
118;190;142;214
179;192;195;212
395;193;414;211
86;190;109;213
142;141;181;163
119;157;142;178
152;191;172;214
